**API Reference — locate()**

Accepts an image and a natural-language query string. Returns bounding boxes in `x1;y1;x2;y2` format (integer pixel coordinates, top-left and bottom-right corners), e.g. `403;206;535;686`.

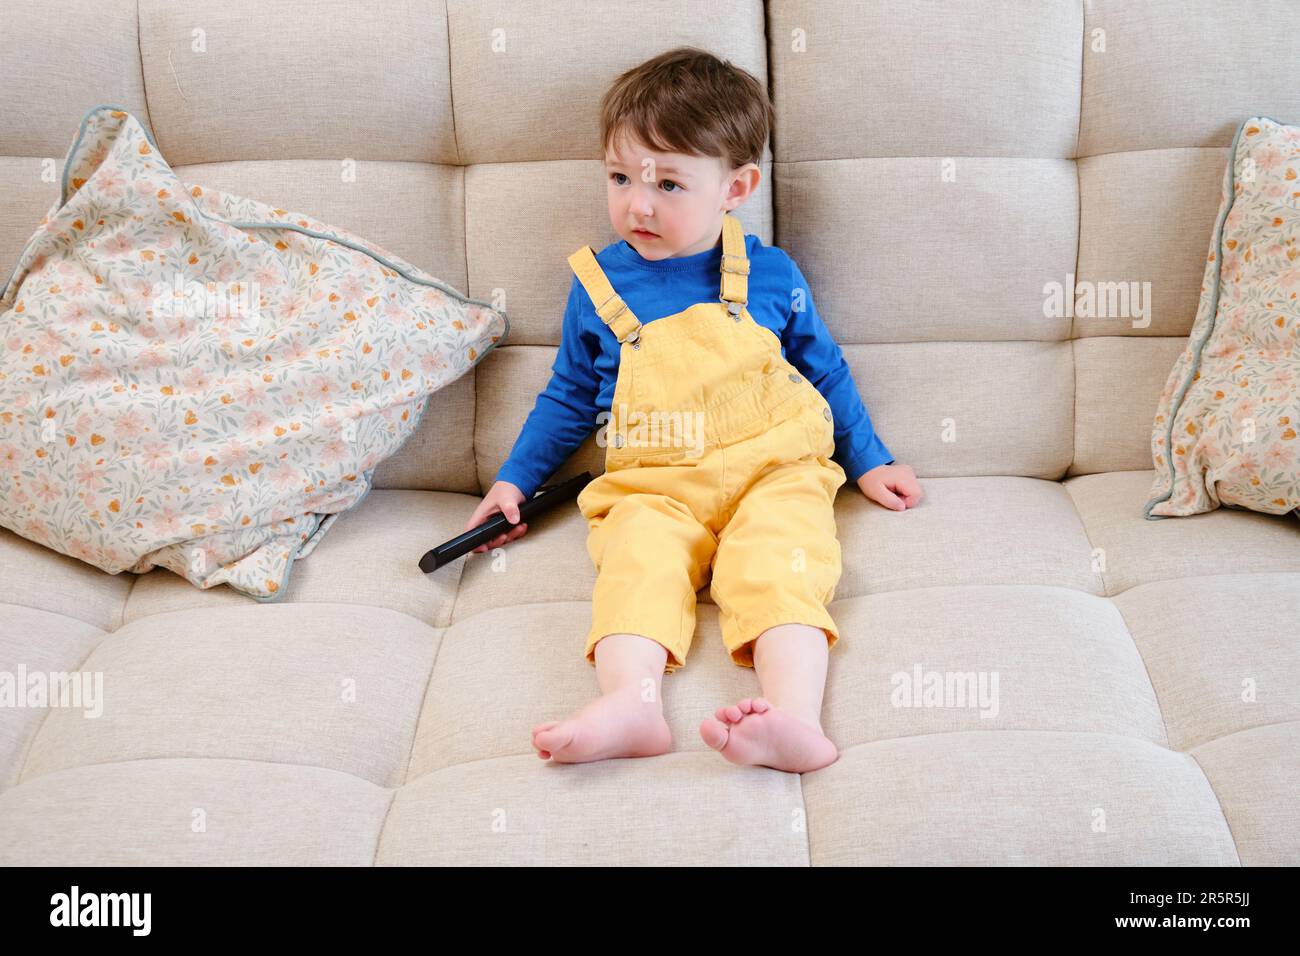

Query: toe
535;723;573;754
699;717;730;751
752;698;771;712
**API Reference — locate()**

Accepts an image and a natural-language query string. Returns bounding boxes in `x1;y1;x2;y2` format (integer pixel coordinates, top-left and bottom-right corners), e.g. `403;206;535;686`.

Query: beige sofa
1;0;1297;866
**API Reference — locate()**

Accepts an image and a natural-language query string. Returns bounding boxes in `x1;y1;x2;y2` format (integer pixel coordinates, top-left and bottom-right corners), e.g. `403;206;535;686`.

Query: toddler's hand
465;480;529;553
857;463;922;511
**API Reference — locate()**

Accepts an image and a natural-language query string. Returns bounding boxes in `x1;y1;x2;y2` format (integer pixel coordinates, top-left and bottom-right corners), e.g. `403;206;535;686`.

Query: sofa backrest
2;0;1297;495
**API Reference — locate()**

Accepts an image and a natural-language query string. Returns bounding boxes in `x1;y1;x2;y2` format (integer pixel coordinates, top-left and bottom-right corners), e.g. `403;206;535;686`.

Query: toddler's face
604;131;737;260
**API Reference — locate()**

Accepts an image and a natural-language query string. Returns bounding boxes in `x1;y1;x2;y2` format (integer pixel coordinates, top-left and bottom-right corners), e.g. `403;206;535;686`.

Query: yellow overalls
570;213;847;674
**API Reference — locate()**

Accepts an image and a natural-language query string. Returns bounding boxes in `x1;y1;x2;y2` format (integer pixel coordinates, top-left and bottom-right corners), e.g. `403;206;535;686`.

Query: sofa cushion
1146;115;1300;519
0;106;507;599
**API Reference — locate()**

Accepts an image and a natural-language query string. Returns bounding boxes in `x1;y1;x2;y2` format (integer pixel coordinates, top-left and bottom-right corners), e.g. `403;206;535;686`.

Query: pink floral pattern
0;106;507;597
1146;116;1300;520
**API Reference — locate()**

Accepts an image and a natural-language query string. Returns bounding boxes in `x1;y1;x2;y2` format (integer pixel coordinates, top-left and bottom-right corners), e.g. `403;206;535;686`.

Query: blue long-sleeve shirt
496;232;894;499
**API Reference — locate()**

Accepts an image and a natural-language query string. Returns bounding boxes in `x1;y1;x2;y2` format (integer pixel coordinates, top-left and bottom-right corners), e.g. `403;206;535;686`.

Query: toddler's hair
599;46;772;171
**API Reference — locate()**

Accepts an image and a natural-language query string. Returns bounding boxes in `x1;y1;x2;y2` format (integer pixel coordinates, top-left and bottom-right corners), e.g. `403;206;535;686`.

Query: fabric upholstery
0;0;1296;866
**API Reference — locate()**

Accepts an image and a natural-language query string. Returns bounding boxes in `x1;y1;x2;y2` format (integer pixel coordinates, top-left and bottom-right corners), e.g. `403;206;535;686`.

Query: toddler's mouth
632;228;658;239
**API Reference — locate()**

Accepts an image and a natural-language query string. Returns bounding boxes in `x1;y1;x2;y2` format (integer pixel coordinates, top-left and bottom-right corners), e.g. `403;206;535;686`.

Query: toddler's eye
608;172;681;192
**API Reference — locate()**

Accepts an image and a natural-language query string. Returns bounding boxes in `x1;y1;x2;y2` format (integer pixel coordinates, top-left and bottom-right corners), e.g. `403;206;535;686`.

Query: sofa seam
14;717;1290;784
415;623;450;723
1103;595;1174;751
1070;222;1080;478
1071;0;1084;478
1185;750;1244;865
27;568;1296;639
444;0;479;493
39;567;1294;636
445;554;469;625
112;597;443;636
1075;0;1084;161
797;773;812;866
442;568;1300;628
10;721;1281;797
775;146;1226;165
6;638;108;795
116;573;140;633
416;723;1274;779
1062;484;1109;597
447;0;467;291
1185;717;1298;752
394;608;452;795
370;789;400;866
831;727;1178;751
444;0;460;168
9;752;396;793
765;0;779;247
136;0;156;146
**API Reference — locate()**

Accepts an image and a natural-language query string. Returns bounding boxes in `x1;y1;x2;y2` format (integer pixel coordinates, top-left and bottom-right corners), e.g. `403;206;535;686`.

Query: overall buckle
720;253;750;276
596;292;641;343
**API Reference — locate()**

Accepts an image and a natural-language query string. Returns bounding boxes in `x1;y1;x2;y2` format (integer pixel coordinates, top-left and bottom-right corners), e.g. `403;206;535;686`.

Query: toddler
464;47;922;772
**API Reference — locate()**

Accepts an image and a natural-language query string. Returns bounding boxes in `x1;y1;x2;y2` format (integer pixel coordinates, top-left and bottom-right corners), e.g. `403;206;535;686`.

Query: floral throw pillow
0;105;508;597
1145;115;1300;520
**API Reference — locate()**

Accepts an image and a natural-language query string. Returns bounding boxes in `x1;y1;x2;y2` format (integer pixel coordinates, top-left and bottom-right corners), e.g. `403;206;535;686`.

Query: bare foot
699;697;838;772
532;685;672;763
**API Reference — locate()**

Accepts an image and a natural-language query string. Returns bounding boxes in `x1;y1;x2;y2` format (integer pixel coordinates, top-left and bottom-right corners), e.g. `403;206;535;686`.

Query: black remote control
418;471;594;573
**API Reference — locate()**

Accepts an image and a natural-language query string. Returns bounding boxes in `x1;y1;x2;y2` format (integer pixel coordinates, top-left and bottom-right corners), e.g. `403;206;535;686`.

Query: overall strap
719;213;749;314
567;246;643;344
